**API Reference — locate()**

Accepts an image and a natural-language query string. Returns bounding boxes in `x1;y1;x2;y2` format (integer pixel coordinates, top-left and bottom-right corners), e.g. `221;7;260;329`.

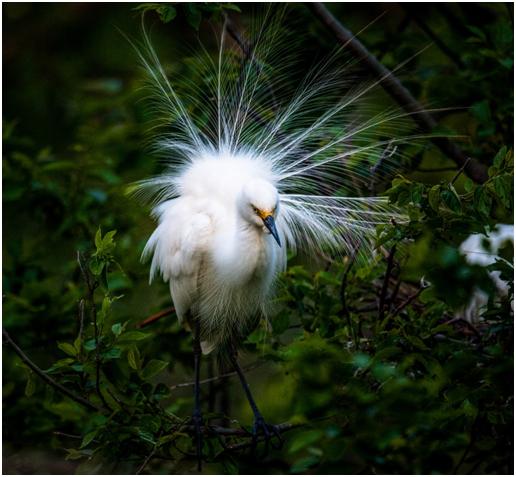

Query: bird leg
228;350;283;454
192;318;203;472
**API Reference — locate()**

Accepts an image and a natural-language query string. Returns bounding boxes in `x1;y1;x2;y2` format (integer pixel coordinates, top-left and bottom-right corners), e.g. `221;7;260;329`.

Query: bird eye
252;206;259;214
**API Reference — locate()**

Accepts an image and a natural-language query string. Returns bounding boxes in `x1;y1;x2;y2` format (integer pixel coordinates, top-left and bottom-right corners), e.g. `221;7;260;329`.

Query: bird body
143;154;285;352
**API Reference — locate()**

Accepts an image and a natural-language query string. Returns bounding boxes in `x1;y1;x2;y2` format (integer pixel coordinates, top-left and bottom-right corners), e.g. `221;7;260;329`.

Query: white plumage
459;224;514;322
132;9;414;353
143;154;285;352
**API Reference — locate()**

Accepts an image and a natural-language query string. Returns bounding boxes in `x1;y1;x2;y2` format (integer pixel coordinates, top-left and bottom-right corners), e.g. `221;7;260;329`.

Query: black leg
228;349;283;453
192;319;203;472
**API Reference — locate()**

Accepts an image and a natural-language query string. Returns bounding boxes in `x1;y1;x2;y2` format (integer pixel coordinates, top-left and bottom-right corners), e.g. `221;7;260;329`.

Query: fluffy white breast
143;153;286;338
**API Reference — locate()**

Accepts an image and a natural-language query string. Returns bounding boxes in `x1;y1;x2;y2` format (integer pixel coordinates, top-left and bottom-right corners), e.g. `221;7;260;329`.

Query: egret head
238;179;281;246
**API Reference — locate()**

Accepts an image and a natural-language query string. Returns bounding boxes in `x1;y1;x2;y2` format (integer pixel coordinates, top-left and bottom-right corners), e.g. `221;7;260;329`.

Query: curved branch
308;2;488;183
3;328;105;413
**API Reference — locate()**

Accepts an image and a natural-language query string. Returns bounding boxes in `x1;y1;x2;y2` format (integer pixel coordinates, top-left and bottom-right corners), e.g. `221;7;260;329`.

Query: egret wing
142;199;213;322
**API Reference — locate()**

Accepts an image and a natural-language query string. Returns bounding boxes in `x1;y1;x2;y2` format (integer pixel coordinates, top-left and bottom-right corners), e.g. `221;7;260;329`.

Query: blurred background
3;2;513;474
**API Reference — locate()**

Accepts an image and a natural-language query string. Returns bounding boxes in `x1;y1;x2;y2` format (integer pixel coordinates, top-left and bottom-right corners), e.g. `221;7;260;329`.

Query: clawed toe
250;417;284;456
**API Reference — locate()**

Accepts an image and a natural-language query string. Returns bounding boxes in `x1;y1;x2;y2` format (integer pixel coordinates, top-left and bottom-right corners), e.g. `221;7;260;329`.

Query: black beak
262;215;281;247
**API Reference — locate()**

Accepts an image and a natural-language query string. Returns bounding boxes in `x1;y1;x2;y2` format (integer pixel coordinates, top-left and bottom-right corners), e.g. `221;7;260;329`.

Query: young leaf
58;342;78;357
141;359;169;380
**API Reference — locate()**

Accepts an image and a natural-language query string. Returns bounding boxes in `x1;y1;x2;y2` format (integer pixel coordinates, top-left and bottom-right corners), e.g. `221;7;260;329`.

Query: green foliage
3;2;513;474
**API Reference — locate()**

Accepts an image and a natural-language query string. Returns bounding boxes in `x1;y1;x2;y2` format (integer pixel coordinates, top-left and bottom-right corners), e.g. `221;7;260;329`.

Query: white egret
131;7;416;468
459;224;514;322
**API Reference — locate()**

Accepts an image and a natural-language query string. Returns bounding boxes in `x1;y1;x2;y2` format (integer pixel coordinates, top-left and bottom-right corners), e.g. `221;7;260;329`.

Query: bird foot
191;411;203;471
249;416;284;456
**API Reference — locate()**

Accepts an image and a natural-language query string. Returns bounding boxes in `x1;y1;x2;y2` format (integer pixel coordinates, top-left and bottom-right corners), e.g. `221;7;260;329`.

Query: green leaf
111;323;123;337
73;336;82;354
80;429;98;449
83;339;97;351
94;227;102;250
474;186;493;217
441;185;461;212
64;448;86;461
428;185;441;211
272;310;290;334
24;370;35;397
118;331;152;342
45;358;75;373
290;455;319;473
185;4;202;30
58;342;78;357
141;359;169;380
133;3;177;23
158;5;176;23
493;146;507;168
288;430;324;453
101;347;122;360
127;347;141;370
89;256;104;276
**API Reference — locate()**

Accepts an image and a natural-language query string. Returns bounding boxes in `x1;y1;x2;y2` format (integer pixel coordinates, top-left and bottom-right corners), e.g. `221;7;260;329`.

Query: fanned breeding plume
131;7;424;349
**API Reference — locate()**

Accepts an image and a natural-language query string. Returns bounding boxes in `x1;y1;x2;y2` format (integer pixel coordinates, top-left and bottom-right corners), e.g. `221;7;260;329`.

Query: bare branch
340;249;359;348
170;362;263;391
180;421;300;438
137;306;175;329
378;245;397;322
136;431;162;475
390;285;426;316
308;2;488;184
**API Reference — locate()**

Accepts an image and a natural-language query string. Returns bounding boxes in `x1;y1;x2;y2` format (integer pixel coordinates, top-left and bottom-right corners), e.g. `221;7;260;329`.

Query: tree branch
137;306;175;329
308;3;488;183
390;284;426;317
77;251;112;412
378;245;397;322
179;421;300;438
3;328;105;413
170;362;263;391
340;249;359;348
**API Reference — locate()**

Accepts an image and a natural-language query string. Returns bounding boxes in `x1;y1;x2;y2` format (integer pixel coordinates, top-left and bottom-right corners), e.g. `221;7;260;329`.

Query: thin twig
180;421;299;438
378;246;397;322
170;362;263;391
224;423;302;451
308;3;488;183
136;430;163;475
389;275;403;312
416;166;459;172
76;298;85;361
390;285;426;316
53;431;83;439
403;6;464;68
77;251;112;412
137;306;175;329
340;250;359;348
3;328;104;413
451;157;471;184
443;317;481;340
